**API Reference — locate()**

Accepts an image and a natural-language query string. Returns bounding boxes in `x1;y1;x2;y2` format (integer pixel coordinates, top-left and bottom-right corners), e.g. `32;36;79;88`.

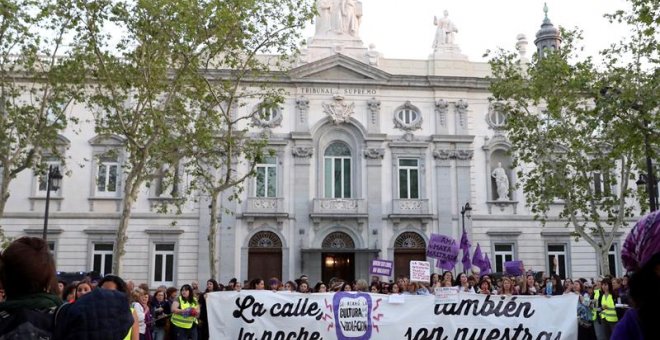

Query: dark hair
179;284;196;304
249;278;264;290
0;237;58;297
62;283;76;301
600;278;614;294
430;273;441;286
166;287;178;299
313;281;327;292
479;278;492;292
206;279;220;292
98;275;128;293
629;253;660;340
454;273;468;286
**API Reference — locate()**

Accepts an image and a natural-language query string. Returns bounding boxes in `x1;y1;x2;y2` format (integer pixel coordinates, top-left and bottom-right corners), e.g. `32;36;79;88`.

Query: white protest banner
409;260;430;283
208;291;578;340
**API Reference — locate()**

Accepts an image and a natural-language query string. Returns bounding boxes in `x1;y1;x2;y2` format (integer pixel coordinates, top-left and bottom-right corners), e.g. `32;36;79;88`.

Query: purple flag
483;254;492;275
460;226;471;272
472;243;484;271
436;258;456;271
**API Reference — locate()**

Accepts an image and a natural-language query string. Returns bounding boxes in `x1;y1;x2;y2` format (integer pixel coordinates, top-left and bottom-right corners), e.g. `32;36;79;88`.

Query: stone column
455;150;473;239
292;144;313;277
364;147;384;252
366;98;381;133
433;147;453;236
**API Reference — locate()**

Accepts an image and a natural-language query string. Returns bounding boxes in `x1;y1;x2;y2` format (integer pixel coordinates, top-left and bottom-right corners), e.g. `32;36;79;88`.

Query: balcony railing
312;198;368;215
244;197;287;215
391;199;430;215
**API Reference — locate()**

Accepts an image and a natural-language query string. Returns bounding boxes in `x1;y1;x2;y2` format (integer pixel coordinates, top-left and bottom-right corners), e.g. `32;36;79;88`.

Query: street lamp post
460;202;472;231
635;117;658;212
43;165;63;241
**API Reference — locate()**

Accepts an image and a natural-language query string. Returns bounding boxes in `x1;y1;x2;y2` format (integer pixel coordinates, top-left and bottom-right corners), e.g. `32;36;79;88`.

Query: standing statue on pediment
433;10;458;48
329;0;361;36
315;0;333;35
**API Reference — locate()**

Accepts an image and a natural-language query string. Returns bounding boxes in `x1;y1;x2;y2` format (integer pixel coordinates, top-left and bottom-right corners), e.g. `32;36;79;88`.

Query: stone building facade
0;6;629;287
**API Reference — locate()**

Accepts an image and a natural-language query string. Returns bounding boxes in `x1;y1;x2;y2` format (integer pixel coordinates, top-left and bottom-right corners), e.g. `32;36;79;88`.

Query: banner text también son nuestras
207;291;578;340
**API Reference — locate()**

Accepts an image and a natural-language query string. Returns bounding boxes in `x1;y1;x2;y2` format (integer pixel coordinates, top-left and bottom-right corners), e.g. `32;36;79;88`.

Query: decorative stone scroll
322;95;355;124
435;99;449;127
367;97;381;127
363;148;384;159
432;148;473;160
295;96;310;125
292;146;313;158
455;99;469;128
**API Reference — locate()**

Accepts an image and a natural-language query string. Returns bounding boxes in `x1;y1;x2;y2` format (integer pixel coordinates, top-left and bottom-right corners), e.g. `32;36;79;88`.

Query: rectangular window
97;161;119;194
92;243;113;276
398;159;419;199
547;244;568;279
324;157;351;198
153;243;175;286
608;244;619;277
494;243;515;273
593;171;611;196
37;161;62;195
255;157;277;197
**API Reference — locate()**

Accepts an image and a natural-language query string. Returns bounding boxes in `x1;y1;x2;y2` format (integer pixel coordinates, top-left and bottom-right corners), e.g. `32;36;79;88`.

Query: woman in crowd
391;283;402;294
171;284;199;340
151;289;171;340
0;237;62;338
519;274;538;295
379;282;390;294
283;280;297;292
62;283;76;302
441;271;454;286
354;279;369;292
298;281;311;293
166;287;178;304
198;279;220;340
574;280;596;340
269;278;281;291
249;278;265;290
75;279;93;301
339;282;352;292
596;278;618;339
131;288;151;340
612;210;660;340
314;282;327;293
545;274;563;296
498;277;516;296
430;273;441;288
477;278;493;295
369;282;380;293
455;273;471;292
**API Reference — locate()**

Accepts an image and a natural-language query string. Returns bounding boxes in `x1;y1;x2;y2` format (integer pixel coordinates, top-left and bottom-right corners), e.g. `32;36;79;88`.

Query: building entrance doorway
393;232;427;279
322;252;355;284
247;231;282;281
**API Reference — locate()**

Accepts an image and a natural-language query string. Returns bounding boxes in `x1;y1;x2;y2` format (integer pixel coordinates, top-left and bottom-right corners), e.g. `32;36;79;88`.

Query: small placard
434;287;459;304
410;260;431;283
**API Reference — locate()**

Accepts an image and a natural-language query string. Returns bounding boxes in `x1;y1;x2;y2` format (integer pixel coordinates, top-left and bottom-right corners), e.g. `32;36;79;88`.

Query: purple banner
369;259;393;277
426;234;459;263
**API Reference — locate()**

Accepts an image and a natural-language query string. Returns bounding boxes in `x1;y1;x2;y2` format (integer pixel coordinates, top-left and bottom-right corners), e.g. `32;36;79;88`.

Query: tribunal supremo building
0;5;631;287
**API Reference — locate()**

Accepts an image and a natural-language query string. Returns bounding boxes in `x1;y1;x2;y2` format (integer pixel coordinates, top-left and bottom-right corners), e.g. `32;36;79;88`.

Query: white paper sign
208;291;579;340
434;286;459;304
409;260;431;283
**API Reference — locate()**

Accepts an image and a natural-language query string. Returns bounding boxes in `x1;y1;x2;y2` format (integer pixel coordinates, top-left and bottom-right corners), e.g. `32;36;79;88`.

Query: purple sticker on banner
426;234;459;263
504;260;524;276
333;292;373;340
369;259;393;277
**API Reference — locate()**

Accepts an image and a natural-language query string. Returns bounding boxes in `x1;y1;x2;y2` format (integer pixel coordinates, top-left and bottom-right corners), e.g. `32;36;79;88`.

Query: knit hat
621;210;660;272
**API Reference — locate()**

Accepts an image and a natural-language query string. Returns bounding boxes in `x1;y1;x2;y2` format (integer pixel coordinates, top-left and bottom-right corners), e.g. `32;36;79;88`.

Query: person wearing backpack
0;237;62;339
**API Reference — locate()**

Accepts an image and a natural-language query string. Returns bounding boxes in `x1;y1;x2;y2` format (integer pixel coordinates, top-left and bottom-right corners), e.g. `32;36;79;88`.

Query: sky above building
303;0;629;63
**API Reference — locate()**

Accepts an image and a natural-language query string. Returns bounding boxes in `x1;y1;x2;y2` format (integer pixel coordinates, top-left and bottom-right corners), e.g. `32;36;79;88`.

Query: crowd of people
0;211;658;340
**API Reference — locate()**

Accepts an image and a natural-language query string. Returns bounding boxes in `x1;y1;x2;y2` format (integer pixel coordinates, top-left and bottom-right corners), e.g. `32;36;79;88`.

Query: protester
170;284;199;340
0;237;62;339
53;274;136;340
314;281;328;293
249;278;265;290
75;279;93;301
198;279;220;340
612;210;660;340
151;289;171;340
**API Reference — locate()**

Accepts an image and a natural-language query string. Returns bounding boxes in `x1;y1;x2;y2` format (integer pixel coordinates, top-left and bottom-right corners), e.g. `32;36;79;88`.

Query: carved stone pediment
323;95;355;124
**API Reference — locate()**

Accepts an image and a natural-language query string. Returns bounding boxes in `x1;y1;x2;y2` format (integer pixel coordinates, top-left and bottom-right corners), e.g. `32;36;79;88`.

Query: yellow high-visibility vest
170;296;198;329
599;293;618;323
123;307;134;340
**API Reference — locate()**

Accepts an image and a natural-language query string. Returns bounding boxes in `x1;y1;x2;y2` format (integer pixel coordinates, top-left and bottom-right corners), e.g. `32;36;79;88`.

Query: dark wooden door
248;249;282;281
394;250;426;280
322;252;355;284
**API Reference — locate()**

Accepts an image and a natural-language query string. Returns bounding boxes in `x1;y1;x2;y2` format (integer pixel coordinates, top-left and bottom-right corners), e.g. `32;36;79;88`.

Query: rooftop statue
315;0;362;37
432;10;458;49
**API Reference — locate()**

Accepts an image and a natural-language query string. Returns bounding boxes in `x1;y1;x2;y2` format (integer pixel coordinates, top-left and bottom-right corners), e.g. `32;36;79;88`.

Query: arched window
324;142;351;198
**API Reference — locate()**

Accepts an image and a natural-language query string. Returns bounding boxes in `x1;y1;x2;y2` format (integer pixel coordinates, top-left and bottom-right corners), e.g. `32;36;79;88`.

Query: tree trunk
598;245;611;277
112;173;141;277
208;192;219;280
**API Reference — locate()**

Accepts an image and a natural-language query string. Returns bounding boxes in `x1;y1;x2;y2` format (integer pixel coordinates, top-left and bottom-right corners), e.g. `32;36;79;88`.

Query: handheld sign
427;234;459;263
410;261;431;283
434;286;460;304
370;259;393;277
